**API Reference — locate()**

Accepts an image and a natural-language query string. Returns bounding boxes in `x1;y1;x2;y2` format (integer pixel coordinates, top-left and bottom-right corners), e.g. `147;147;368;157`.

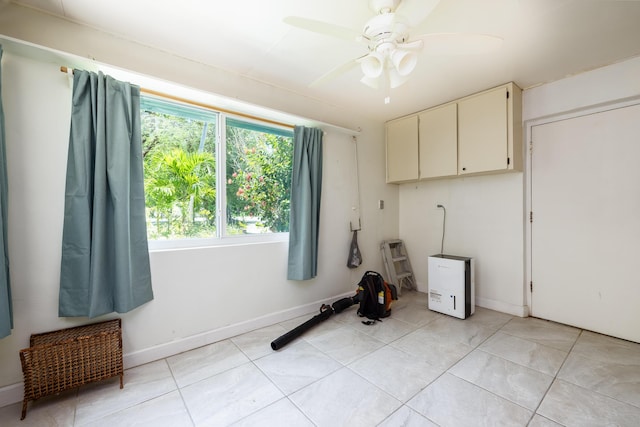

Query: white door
531;103;640;343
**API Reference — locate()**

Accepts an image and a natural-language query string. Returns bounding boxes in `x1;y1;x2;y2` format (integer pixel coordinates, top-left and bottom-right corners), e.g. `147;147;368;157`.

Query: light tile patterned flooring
2;290;640;426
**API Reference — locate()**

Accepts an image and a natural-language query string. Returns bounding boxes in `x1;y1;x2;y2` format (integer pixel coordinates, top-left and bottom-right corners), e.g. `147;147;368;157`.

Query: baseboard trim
0;291;353;408
0;383;22;410
123;291;353;368
476;297;529;317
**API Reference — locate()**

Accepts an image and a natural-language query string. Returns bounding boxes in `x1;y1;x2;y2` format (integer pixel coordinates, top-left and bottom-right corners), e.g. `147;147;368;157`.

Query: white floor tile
479;332;567;376
558;351;640;408
387;302;441;327
571;330;640;365
75;360;177;426
305;325;385;365
79;391;192;427
449;349;553;410
180;362;283;426
254;340;342;394
166;339;249;388
391;327;474;370
500;317;580;352
538;380;640;427
230;398;314;427
408;373;532;427
418;315;496;347
462;306;513;330
0;389;77;427
528;414;564;427
349;345;442;402
289;367;402;427
377;405;438;427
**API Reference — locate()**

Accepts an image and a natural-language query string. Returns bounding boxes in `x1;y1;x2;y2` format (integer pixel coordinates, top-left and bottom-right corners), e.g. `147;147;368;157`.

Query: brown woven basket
19;319;123;420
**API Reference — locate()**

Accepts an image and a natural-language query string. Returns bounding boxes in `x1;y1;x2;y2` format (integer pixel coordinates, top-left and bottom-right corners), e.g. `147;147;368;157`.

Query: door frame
523;96;640;316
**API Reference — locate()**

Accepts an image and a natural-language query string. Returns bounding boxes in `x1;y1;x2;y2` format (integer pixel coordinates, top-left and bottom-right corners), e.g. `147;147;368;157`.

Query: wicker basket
19;319;123;420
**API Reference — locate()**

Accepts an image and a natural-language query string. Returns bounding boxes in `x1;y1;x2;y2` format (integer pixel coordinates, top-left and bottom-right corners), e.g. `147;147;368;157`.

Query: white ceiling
8;0;640;121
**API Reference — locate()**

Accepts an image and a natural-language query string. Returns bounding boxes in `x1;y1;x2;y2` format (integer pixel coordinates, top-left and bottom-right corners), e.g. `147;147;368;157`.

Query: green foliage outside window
142;111;217;239
226;127;292;233
141;100;293;240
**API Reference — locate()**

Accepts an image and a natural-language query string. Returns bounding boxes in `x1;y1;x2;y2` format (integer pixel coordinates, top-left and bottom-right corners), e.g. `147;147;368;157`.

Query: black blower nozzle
270;295;357;351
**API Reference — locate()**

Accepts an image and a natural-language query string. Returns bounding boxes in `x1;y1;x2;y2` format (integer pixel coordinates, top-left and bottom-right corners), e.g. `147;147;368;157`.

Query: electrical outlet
437;204;444;209
378;200;384;209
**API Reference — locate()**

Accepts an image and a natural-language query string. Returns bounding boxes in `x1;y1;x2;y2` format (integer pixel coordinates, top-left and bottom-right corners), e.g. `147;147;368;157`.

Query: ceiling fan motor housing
363;12;409;46
361;9;416;82
369;0;401;14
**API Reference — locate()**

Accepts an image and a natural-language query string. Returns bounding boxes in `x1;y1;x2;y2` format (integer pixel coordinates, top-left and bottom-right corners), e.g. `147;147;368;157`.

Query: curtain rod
60;66;293;130
60;66;361;135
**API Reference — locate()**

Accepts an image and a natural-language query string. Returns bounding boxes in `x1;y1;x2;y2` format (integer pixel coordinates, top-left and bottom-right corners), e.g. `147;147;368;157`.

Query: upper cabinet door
419;103;457;179
386;115;419;183
458;86;509;175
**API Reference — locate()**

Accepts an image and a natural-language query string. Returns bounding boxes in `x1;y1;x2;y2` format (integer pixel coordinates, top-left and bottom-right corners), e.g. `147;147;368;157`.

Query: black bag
355;271;397;322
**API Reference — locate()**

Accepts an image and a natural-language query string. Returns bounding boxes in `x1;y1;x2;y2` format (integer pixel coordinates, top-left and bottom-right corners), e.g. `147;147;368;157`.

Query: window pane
141;100;217;240
225;120;293;235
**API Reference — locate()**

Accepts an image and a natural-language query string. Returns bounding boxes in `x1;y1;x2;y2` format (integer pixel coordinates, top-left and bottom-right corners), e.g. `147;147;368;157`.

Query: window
225;118;293;235
140;96;293;244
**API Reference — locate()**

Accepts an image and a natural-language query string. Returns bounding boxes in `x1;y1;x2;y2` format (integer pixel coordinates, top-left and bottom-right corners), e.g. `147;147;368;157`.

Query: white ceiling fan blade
309;57;363;87
283;16;361;42
395;0;442;28
397;39;424;51
414;33;503;55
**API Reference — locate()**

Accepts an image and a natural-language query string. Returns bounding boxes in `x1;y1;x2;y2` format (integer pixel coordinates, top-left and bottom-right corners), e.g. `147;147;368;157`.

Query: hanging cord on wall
437;204;446;254
350;135;362;232
347;136;363;270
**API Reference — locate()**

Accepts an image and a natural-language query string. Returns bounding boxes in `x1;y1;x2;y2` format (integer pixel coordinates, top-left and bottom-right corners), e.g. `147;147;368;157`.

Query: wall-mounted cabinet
386;115;419;183
458;84;522;175
385;82;522;183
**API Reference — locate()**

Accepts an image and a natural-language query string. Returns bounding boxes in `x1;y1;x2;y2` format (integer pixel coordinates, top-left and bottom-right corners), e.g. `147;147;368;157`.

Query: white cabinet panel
419;103;457;179
386;115;418;183
458;86;509;174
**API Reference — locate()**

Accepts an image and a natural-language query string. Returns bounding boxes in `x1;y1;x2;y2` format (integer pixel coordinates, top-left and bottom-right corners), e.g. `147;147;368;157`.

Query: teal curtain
59;70;153;318
287;126;323;280
0;46;13;338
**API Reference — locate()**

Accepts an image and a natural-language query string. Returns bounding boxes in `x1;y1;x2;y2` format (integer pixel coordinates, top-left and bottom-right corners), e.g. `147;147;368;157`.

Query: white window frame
143;99;293;251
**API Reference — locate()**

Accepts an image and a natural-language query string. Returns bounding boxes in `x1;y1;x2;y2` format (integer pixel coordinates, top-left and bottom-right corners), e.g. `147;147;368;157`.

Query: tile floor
2;290;640;426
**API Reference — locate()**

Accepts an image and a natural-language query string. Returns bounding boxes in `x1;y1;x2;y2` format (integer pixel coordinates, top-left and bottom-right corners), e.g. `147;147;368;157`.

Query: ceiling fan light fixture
360;75;380;89
391;48;417;76
360;52;385;78
388;67;409;89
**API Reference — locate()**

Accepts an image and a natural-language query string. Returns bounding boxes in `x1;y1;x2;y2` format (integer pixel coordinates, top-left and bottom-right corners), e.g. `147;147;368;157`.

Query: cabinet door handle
462;167;466;171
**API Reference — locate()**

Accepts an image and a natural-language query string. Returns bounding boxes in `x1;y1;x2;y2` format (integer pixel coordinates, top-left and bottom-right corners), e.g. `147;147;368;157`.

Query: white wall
399;173;526;316
0;8;399;403
523;56;640;122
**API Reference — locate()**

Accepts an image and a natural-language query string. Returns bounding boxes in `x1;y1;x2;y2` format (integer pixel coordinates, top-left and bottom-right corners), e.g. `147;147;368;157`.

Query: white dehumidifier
427;254;475;319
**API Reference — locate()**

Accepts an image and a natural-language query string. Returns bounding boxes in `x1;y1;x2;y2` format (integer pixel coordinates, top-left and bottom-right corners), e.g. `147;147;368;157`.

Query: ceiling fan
284;0;502;94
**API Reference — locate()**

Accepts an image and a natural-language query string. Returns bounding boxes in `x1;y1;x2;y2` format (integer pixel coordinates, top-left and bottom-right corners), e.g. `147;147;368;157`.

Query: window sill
148;232;289;252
